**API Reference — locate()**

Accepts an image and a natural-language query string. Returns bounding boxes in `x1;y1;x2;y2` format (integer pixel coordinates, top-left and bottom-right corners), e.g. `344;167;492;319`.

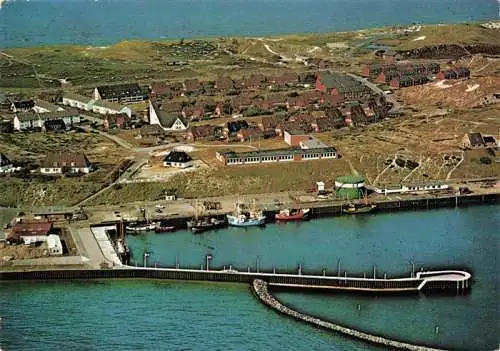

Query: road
347;73;401;114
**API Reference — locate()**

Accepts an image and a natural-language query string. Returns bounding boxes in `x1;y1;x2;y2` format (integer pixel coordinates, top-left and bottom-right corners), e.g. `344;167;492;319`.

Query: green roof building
335;175;366;200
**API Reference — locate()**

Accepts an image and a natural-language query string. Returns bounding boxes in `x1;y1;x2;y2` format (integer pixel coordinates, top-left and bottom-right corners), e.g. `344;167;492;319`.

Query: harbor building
47;234;63;256
335;175;366;200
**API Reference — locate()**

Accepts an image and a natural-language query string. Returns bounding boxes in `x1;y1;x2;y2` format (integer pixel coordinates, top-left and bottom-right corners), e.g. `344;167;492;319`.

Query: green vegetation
396;23;500;50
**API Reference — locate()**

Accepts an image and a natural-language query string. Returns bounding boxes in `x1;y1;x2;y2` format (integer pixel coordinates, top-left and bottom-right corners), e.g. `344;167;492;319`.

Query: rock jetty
252;279;446;351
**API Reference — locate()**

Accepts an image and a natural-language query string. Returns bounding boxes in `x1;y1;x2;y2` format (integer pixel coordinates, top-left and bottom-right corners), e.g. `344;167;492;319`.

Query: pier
0;265;472;293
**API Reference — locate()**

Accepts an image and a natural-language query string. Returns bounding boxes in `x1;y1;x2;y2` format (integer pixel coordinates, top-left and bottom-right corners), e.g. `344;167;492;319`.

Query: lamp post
206;254;213;271
337;258;341;277
409;259;415;278
143;251;150;267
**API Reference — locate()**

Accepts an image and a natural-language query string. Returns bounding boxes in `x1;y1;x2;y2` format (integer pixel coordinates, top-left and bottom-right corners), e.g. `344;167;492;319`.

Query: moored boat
189;217;227;234
343;203;376;214
275;208;310;221
126;223;156;233
227;199;266;227
154;225;176;233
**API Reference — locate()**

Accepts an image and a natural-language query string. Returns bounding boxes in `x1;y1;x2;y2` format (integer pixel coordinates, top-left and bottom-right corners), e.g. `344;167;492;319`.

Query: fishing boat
187;199;227;233
188;217;227;234
227;200;266;227
126;223;156;233
275;208;310;221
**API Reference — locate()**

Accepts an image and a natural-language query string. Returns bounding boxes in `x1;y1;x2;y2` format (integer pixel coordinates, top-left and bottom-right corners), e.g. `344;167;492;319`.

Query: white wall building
374;183;449;195
47;234;63;256
62;94;95;111
149;100;188;131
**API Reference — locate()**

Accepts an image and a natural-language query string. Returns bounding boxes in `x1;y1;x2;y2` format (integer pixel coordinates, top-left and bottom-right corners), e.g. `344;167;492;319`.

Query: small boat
126;223;156;233
154;225;176;233
189;217;227;234
275;208;310;221
343;202;376;214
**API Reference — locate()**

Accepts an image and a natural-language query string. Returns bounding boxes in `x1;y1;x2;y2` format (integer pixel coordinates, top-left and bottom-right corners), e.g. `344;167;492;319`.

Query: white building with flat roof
47;234;63;256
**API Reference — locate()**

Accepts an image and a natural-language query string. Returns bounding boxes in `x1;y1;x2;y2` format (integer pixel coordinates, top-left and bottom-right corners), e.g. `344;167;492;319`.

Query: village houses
40;152;94;174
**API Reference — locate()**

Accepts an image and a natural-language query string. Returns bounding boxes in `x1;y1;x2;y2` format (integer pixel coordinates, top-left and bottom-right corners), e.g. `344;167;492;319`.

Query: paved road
347;73;401;114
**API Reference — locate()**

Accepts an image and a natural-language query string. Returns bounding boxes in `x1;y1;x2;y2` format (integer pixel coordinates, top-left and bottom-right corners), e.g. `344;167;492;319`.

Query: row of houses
13;111;81;131
150;72;317;98
361;62;441;79
184;101;386;142
62;93;132;118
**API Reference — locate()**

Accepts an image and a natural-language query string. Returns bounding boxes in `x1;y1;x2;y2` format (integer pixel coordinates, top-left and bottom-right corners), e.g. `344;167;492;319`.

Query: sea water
0;0;498;48
1;205;499;350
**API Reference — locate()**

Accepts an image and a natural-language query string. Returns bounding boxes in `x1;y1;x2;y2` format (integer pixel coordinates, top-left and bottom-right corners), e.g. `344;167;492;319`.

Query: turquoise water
1;206;499;350
1;0;498;48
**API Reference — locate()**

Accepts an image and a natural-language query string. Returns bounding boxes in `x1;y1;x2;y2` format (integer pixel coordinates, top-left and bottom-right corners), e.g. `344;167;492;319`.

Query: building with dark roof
10;100;34;113
0;153;13;173
40;152;94;174
163;151;193;168
7;221;53;245
13;111;81;131
316;71;371;100
94;83;147;103
148;100;189;131
216;147;337;166
437;67;470;80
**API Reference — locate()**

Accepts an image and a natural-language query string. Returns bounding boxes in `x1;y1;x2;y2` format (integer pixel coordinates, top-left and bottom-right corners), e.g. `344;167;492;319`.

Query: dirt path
446;151;465;180
373;153;398;185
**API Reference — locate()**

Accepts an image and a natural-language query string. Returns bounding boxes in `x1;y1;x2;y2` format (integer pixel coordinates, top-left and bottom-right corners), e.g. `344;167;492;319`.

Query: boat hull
191;220;227;234
343;205;376;214
227;215;266;227
154;226;175;233
275;209;310;221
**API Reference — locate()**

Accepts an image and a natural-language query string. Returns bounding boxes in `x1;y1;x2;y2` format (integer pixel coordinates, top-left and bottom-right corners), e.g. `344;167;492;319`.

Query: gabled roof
151;101;188;128
12;100;34;109
93;99;129;111
96;83;145;99
467;133;484;146
11;222;53;236
163;151;192;163
63;93;94;104
16;111;40;121
0;153;12;166
34;99;62;112
41;152;92;168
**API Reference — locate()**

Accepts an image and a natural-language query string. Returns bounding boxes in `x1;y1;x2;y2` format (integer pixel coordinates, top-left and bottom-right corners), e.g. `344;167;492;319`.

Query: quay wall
252;279;446;351
136;193;499;227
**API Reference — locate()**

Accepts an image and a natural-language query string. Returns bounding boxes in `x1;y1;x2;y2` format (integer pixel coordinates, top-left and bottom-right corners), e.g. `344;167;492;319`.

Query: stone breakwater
252;279;447;351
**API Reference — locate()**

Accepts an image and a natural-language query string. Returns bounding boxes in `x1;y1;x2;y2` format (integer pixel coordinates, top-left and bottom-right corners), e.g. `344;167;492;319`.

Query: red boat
275;208;310;221
154;226;176;233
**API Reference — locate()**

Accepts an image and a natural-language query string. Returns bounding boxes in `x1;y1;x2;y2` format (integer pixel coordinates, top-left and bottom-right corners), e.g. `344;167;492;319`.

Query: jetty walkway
252;279;446;351
0;265;472;293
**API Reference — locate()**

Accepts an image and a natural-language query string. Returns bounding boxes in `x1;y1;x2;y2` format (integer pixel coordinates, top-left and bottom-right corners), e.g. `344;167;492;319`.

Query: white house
374;183;449;195
33;99;65;113
163;151;193;168
40;152;94;174
47;234;63;255
8;222;53;245
92;100;132;118
149;100;188;131
0;153;14;173
62;93;94;111
13;112;42;130
14;111;81;131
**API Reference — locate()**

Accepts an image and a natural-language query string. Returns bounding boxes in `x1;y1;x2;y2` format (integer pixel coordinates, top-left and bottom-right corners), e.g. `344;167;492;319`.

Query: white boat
126;223;156;232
